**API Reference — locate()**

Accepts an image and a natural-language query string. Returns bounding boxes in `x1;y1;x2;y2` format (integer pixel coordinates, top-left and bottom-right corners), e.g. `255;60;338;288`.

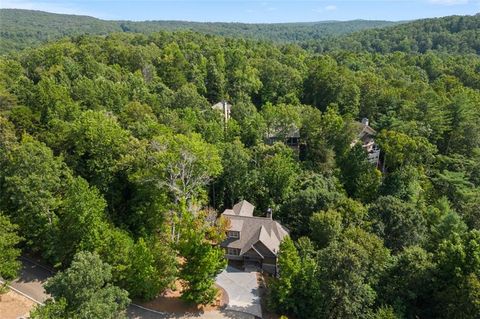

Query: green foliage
0;17;479;317
378;246;435;318
322;14;480;55
32;251;130;319
432;230;480;318
0;213;22;280
0;9;399;54
124;237;177;300
56;176;107;265
377;130;437;170
0;135;68;261
178;210;226;305
65;110;132;192
369;196;427;252
340;144;382;203
268;237;301;314
215;139;252;208
309;209;342;248
317;228;391;319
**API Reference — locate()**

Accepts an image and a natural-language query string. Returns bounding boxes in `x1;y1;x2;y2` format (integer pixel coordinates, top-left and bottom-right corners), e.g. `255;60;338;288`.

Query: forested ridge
0;15;479;319
0;9;398;53
2;9;480;56
317;13;480;54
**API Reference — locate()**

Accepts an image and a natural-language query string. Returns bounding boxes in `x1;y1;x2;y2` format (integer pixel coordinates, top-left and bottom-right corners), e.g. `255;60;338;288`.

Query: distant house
265;127;301;151
352;118;381;167
212;100;232;123
220;200;289;275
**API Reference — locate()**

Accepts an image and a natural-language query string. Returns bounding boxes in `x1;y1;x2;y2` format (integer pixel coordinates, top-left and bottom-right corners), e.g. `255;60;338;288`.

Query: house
220;200;289;275
265;127;301;151
212;100;232;123
352;118;381;167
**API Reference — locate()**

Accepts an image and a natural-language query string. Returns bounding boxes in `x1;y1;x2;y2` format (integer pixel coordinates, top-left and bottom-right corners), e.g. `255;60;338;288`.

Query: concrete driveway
8;258;255;319
215;266;262;318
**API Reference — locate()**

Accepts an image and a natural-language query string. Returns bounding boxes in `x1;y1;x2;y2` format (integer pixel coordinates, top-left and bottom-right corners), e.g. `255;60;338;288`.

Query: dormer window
227;231;239;239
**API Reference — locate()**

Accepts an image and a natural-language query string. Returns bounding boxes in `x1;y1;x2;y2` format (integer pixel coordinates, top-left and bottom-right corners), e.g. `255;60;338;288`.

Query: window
227;248;240;256
227;231;239;238
287;137;298;146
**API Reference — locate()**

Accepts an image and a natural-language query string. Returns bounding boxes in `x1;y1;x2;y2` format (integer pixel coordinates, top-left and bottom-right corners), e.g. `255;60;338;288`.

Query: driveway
6;258;255;319
215;266;262;318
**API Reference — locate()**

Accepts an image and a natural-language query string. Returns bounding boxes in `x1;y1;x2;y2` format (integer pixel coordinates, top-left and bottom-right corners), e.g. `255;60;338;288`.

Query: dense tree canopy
0;14;479;318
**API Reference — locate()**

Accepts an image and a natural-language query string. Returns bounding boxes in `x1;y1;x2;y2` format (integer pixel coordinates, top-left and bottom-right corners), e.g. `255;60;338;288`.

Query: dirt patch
137;280;227;314
0;290;36;319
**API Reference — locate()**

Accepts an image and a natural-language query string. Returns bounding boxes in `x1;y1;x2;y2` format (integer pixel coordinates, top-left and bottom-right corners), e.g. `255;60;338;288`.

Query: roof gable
232;200;254;217
221;201;289;257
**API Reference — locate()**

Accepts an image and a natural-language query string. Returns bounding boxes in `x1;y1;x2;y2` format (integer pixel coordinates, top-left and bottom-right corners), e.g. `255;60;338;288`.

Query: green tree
303;56;360;116
32;251;130;319
205;54;226;103
432;230;480;318
178;210;226;305
124;237;177;300
309;209;342;248
317;228;391;319
215;139;252;209
253;144;299;211
0;135;68;261
261;102;301;143
0;213;22;280
157;42;188;90
378;246;435;318
65;110;132;193
377;130;437;170
369;196;427;252
340;144;382;203
268;237;301;314
56;176;107;265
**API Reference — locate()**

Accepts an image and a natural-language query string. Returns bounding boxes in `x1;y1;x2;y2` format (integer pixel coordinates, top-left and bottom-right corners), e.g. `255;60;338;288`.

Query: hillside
317;13;480;54
0;9;398;53
1;18;480;319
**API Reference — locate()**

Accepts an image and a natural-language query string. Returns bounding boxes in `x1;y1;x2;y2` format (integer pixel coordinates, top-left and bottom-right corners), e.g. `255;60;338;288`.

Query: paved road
215;266;262;318
7;258;255;319
9;257;51;304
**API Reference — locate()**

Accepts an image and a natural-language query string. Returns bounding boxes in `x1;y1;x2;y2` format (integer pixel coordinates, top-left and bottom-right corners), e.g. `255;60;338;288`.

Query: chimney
361;118;369;126
266;208;273;219
223;100;229;123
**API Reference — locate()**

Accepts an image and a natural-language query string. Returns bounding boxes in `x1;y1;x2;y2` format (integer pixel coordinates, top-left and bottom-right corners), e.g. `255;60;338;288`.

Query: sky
1;0;479;23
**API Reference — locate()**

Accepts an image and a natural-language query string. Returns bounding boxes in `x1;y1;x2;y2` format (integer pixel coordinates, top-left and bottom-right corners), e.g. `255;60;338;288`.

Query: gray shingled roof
220;200;289;256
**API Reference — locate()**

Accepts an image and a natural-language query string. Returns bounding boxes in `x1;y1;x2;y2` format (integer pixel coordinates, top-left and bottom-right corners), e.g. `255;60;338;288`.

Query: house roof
266;126;300;139
212;101;232;111
221;200;289;256
223;200;254;217
351;120;377;148
354;121;377;137
229;219;244;232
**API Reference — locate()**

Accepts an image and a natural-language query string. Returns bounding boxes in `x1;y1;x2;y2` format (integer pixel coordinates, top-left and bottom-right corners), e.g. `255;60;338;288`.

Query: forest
0;9;397;54
316;13;480;54
0;11;480;319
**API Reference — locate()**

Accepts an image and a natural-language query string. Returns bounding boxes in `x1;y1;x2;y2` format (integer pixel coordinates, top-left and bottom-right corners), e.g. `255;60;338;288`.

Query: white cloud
324;4;337;11
313;4;337;13
428;0;469;5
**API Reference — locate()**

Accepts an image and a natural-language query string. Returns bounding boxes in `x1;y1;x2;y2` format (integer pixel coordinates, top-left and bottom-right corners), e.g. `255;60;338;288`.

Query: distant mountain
318;13;480;54
0;9;399;53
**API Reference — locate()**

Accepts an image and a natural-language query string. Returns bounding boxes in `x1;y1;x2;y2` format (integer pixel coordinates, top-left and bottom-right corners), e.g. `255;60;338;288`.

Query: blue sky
1;0;479;23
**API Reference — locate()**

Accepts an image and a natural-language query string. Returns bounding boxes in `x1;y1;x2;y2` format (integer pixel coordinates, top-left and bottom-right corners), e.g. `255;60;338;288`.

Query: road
5;257;255;319
9;257;52;304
